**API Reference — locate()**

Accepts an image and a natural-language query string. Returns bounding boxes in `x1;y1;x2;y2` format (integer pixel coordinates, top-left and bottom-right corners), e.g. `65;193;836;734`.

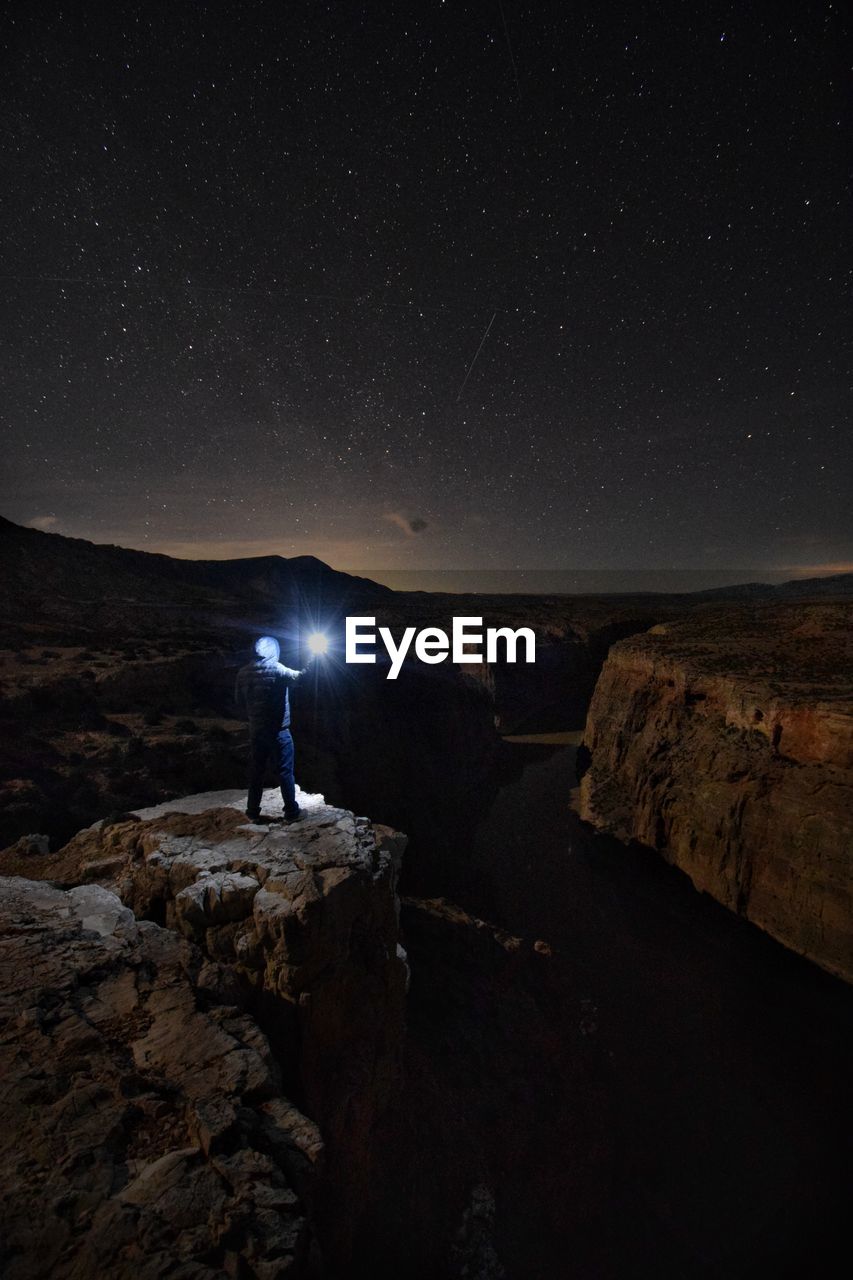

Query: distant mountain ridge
0;516;389;642
685;574;853;601
769;572;853;598
0;515;850;644
0;515;387;594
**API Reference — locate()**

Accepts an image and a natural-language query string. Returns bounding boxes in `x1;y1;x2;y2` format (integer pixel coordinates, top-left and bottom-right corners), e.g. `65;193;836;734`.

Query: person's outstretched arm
280;659;313;682
282;649;326;681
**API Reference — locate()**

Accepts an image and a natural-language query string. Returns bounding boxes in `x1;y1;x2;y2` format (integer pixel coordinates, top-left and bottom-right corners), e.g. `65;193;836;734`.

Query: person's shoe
283;806;302;823
245;810;262;822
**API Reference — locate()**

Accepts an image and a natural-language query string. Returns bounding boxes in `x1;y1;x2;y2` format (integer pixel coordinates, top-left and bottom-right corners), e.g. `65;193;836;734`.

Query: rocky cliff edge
0;787;408;1275
578;602;853;983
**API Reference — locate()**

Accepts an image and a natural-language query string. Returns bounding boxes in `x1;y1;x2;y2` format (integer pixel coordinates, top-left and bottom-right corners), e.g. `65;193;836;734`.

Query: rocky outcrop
0;787;408;1272
0;874;317;1278
578;602;853;982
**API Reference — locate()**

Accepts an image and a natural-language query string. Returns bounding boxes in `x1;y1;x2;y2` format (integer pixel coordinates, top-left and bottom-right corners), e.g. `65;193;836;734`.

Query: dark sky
1;0;850;579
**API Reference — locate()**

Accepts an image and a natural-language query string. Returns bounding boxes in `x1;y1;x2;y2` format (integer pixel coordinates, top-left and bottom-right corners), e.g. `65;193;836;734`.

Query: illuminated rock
6;786;408;1269
578;602;853;983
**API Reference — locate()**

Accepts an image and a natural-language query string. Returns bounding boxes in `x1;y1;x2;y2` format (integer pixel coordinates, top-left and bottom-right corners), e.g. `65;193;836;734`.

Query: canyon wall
483;617;671;733
578;602;853;982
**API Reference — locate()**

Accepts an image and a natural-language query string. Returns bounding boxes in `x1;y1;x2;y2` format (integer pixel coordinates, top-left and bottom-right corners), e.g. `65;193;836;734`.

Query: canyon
1;516;852;1276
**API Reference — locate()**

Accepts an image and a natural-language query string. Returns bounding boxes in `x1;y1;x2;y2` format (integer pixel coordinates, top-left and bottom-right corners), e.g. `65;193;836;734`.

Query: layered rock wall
578;604;853;982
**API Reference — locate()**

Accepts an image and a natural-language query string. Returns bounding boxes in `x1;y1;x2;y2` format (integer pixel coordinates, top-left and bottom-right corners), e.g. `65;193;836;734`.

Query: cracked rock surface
0;874;317;1279
0;786;408;1271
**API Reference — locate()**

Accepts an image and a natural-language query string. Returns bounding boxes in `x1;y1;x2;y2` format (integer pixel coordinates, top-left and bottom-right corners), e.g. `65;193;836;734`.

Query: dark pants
247;727;298;818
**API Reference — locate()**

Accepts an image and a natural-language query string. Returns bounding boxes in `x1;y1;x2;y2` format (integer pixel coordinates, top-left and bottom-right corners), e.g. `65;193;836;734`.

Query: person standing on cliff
234;635;310;823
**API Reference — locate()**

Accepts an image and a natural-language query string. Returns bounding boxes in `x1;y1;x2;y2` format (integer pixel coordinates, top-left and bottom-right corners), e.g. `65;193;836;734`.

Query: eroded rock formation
578;602;853;982
0;874;316;1278
0;787;408;1274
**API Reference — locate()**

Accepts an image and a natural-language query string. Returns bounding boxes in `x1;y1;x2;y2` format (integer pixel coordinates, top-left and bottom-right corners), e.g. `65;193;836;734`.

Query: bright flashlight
307;631;329;656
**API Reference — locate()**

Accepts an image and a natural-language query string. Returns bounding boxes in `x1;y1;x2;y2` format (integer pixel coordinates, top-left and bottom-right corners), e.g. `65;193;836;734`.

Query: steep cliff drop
0;788;408;1277
578;602;853;982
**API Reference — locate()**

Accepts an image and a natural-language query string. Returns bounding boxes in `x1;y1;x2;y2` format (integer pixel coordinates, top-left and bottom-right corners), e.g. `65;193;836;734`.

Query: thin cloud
384;511;429;537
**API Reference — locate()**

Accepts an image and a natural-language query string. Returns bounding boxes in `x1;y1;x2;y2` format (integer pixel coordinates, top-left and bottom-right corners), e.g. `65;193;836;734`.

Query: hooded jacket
235;657;305;733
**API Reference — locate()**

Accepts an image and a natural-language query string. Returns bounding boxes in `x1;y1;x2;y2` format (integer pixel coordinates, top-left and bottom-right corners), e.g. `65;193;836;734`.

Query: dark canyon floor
374;737;853;1279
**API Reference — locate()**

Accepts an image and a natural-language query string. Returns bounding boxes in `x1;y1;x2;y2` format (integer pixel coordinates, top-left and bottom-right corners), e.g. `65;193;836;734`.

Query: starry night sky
1;0;850;580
